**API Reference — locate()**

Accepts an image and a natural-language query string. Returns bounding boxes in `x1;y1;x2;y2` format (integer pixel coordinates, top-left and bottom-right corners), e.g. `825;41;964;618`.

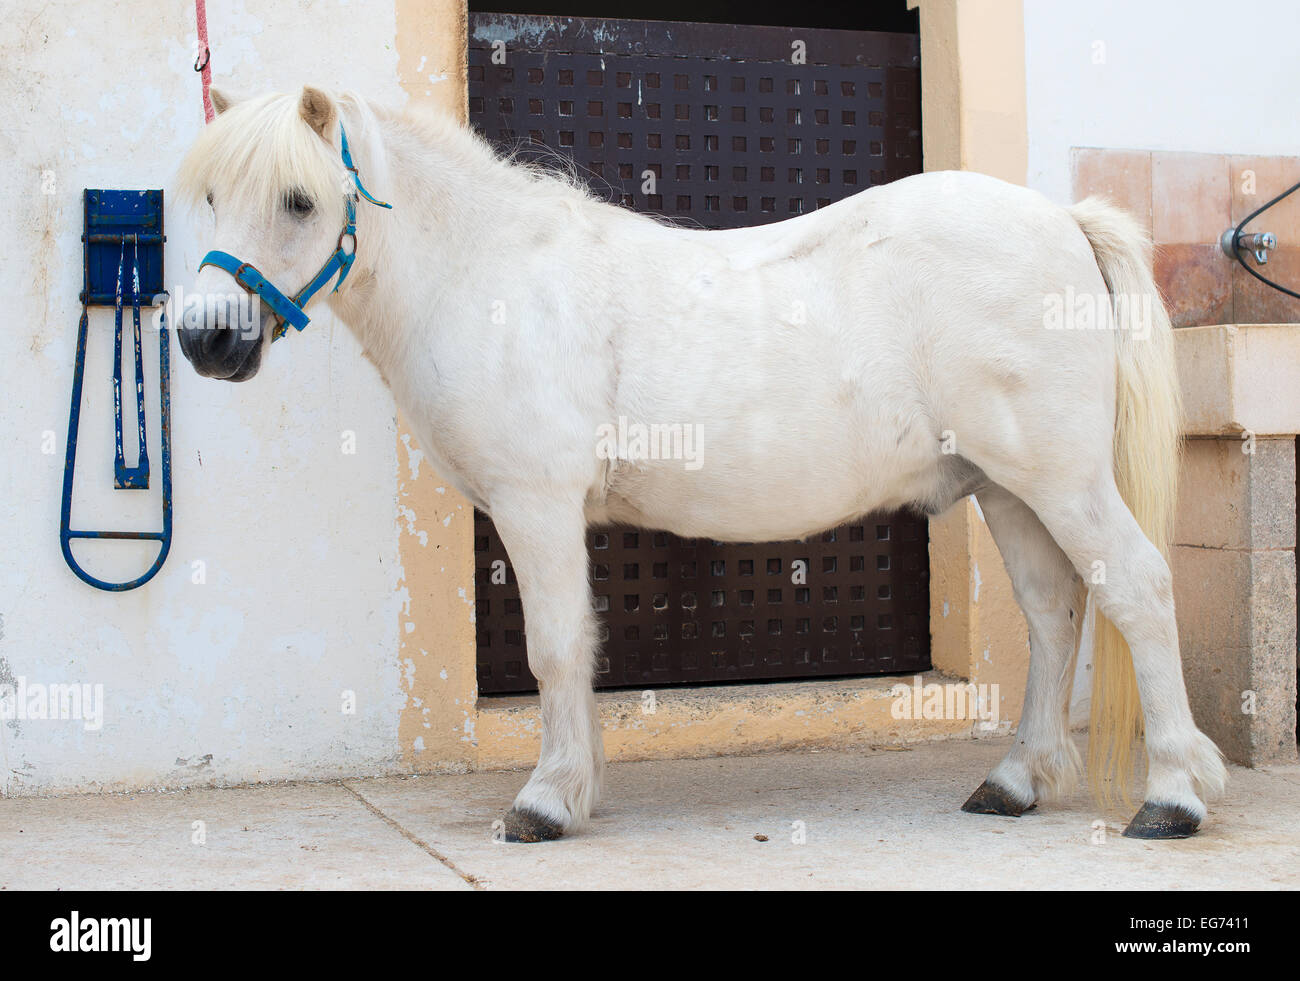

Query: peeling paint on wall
392;0;478;775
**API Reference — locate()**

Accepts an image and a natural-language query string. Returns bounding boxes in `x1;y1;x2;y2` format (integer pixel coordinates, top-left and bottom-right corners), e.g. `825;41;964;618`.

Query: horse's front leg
491;494;604;842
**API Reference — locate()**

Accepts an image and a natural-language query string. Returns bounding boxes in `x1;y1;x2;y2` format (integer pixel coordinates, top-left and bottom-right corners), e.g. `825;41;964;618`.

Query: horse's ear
299;86;337;140
209;87;233;116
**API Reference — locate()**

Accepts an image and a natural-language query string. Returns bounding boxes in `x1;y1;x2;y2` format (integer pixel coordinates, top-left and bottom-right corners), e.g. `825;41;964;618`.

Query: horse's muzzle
178;318;266;382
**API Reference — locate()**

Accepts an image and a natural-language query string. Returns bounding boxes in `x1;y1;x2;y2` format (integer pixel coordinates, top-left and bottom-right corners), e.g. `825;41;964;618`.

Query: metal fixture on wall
60;189;173;592
1221;179;1300;298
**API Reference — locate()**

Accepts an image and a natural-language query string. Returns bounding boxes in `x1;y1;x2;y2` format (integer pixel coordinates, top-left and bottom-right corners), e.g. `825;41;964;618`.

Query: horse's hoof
961;780;1036;817
1122;801;1200;839
501;807;565;843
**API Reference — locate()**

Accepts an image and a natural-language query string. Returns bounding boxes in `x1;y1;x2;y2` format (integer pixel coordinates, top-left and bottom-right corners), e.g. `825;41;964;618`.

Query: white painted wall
1024;0;1300;203
0;1;410;794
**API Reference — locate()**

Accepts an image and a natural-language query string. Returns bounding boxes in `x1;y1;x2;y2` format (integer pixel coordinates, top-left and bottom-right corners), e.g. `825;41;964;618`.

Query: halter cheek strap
197;123;391;342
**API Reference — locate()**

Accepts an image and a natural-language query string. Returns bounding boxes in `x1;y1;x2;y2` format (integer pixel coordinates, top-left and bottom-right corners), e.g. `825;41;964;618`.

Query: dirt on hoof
960;779;1036;817
1122;801;1201;839
501;807;565;843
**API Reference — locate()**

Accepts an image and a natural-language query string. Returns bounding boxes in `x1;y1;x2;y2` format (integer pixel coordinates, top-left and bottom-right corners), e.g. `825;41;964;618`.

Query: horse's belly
598;447;904;542
596;359;942;540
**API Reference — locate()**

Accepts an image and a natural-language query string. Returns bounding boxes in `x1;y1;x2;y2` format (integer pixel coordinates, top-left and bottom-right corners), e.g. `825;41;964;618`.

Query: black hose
1226;179;1300;300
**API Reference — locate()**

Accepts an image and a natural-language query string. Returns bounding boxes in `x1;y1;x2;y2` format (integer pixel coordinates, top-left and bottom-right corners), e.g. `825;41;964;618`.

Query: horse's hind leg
1025;477;1228;837
489;494;604;842
962;485;1088;817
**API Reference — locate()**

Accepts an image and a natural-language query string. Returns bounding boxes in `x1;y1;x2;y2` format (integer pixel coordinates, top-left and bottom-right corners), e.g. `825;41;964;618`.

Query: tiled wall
1072;148;1300;326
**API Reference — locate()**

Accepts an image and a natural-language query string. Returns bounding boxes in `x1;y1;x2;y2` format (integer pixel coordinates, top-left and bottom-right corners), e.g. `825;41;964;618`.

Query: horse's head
176;86;365;381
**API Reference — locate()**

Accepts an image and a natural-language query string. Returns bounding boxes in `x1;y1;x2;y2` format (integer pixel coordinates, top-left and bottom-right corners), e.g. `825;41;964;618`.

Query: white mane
176;91;352;230
179;88;687;244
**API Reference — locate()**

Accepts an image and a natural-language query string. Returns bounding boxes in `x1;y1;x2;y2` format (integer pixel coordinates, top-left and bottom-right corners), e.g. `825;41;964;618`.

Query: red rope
195;0;213;123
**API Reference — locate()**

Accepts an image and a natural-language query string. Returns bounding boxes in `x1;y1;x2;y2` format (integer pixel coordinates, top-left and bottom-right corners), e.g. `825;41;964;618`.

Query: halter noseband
198;124;391;342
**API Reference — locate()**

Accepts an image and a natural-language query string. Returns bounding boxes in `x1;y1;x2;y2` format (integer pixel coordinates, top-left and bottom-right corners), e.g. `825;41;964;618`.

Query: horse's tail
1068;197;1182;807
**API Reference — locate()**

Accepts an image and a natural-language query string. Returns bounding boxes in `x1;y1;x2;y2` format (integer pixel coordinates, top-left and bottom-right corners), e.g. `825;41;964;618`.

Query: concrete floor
1;735;1297;890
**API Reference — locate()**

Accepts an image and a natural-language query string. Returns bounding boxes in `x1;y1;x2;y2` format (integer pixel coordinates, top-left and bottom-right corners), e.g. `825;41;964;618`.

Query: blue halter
198;124;391;341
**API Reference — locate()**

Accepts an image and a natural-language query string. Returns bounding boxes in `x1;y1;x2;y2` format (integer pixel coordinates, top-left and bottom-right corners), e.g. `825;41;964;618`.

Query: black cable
1227;179;1300;300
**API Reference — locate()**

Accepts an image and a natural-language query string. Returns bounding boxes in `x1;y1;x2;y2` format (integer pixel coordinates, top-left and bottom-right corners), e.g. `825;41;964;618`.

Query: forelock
176;91;349;229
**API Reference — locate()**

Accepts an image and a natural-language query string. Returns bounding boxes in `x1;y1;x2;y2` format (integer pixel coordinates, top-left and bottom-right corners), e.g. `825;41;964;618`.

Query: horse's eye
205;191;214;209
283;189;315;218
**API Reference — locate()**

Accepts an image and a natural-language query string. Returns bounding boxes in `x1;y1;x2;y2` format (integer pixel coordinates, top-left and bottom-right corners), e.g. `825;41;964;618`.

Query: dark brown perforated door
470;12;928;693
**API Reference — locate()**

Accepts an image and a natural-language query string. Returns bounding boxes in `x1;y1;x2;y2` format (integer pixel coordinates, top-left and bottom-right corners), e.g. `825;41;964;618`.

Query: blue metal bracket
60;189;173;591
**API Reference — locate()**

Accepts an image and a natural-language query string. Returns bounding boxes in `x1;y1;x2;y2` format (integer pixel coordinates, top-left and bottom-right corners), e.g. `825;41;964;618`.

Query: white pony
177;87;1227;842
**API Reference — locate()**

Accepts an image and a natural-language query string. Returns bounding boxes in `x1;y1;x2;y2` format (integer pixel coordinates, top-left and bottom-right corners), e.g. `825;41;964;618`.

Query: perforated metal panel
470;13;928;693
468;15;920;227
